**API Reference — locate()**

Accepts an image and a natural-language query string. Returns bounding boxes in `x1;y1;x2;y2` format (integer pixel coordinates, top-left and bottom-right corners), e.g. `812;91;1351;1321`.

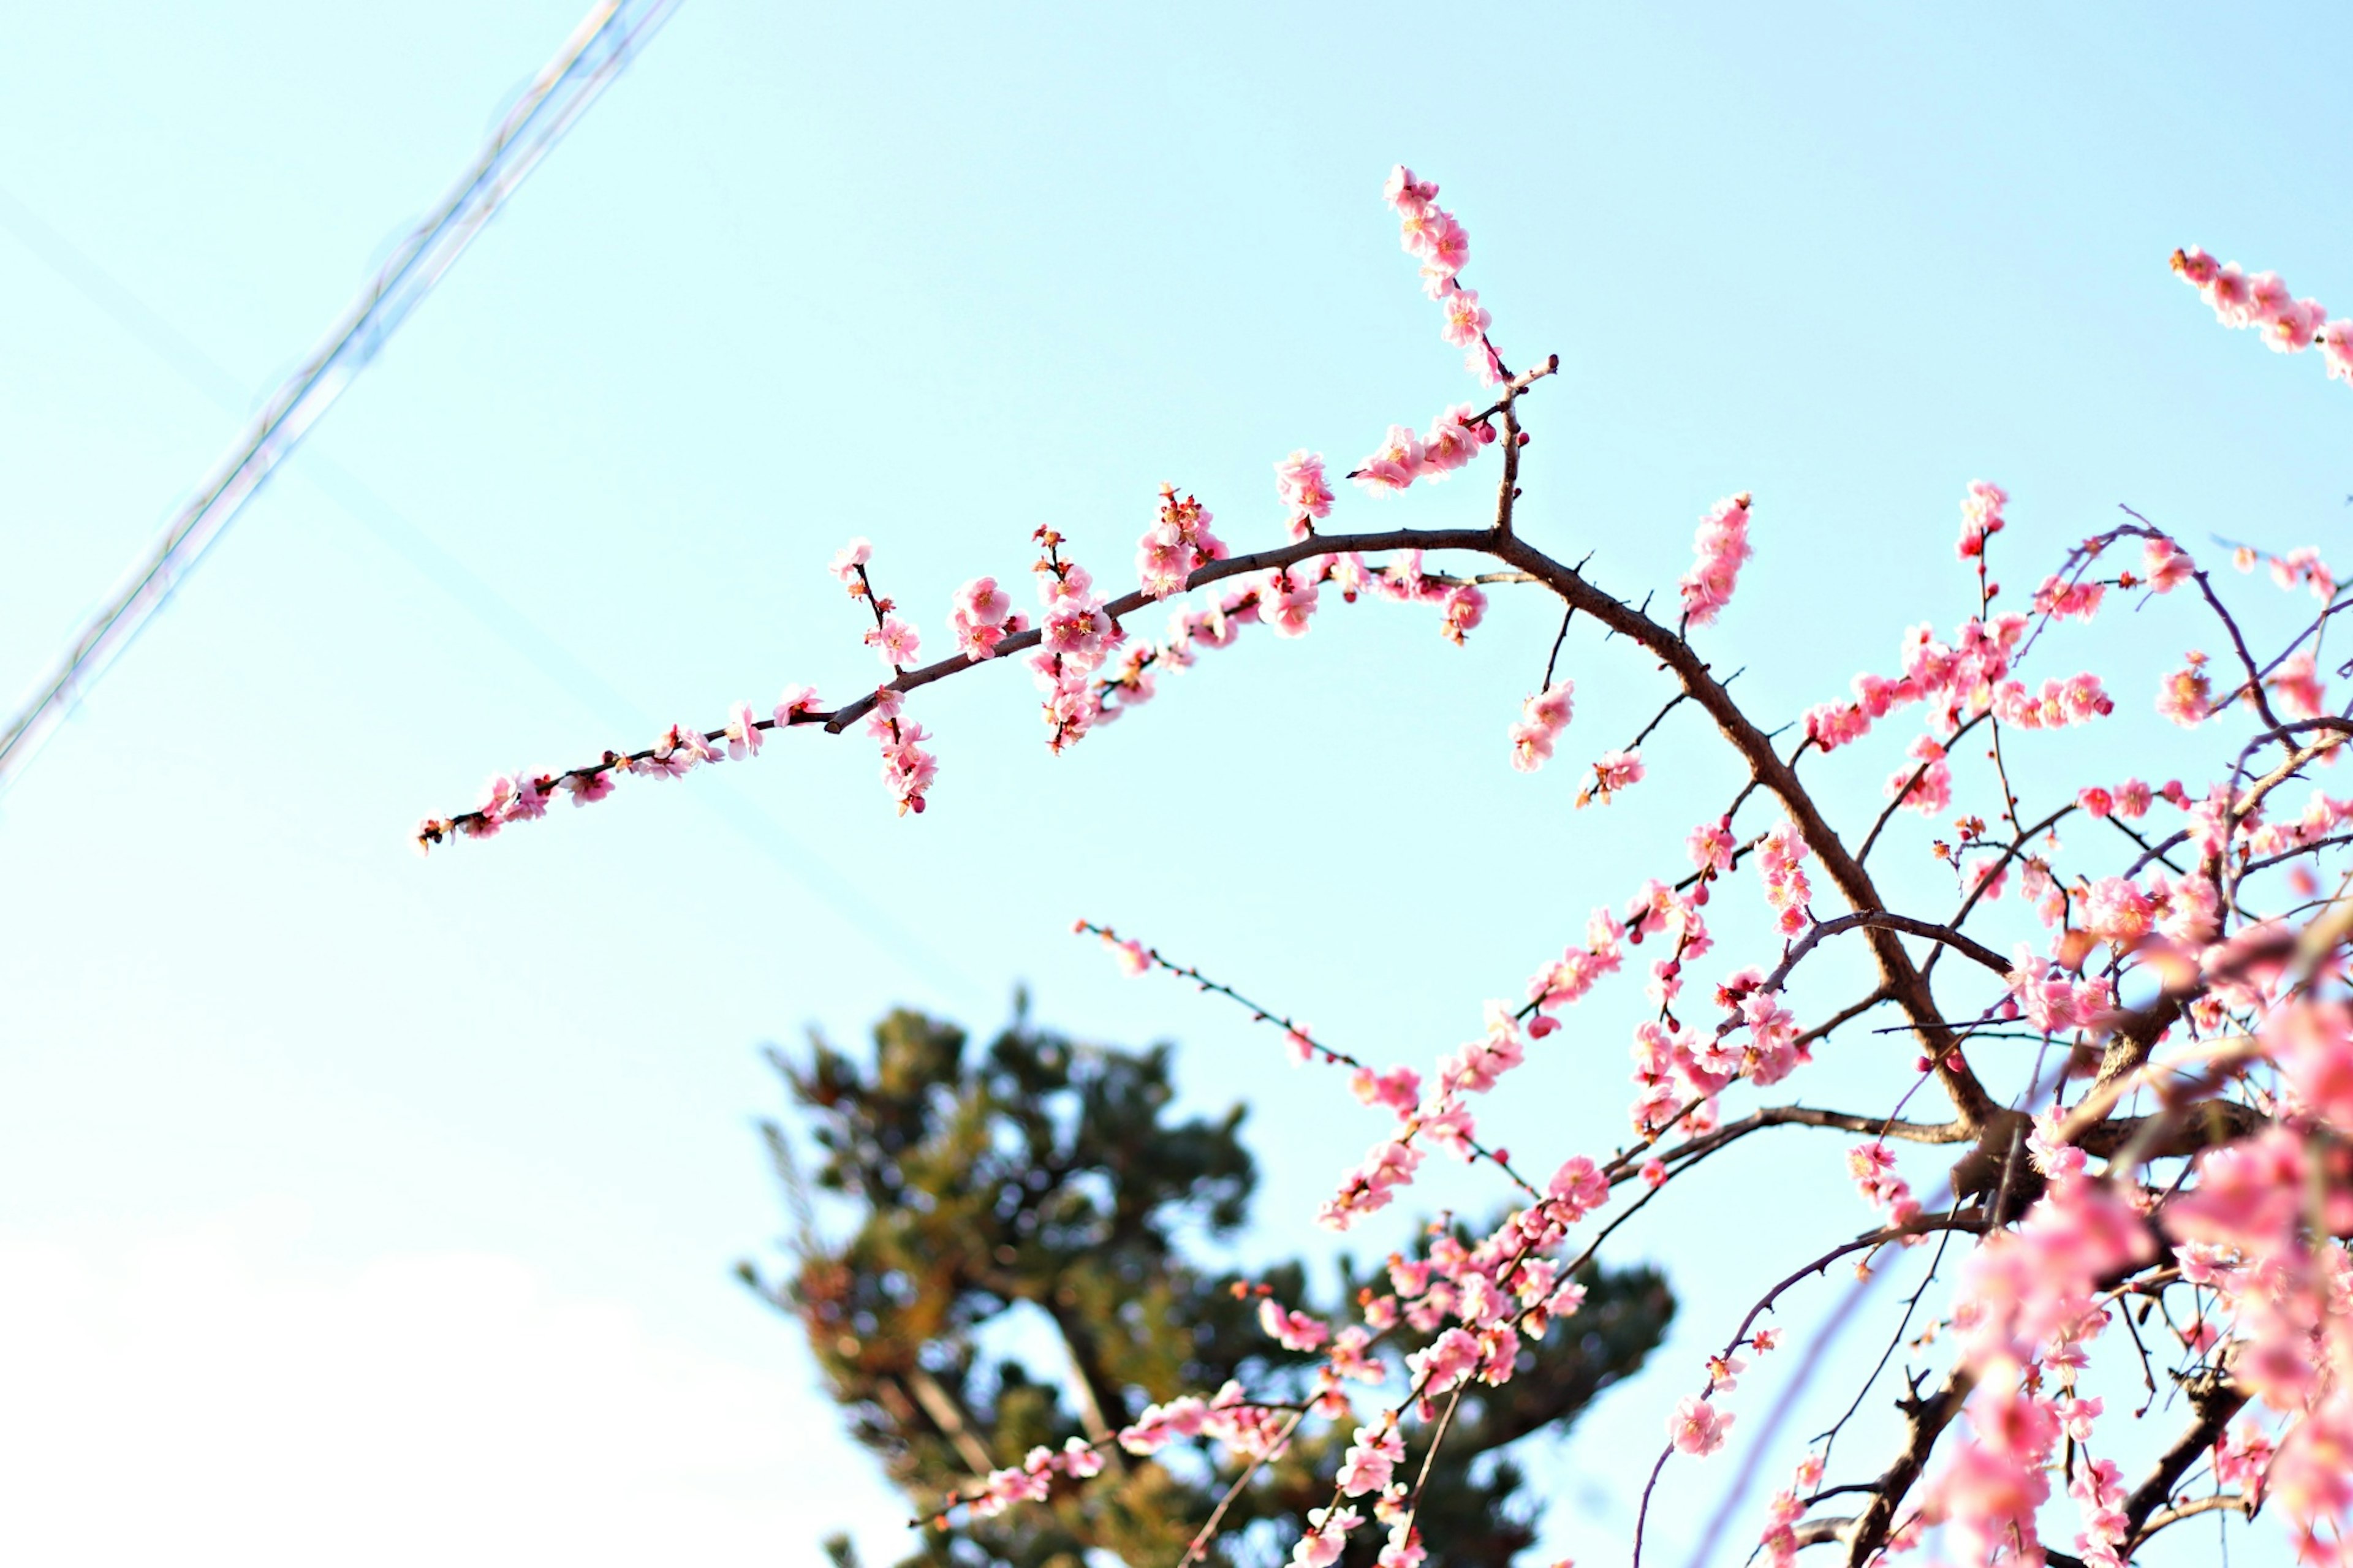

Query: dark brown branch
1783;911;2014;984
1485;532;1998;1127
1921;803;2075;985
2123;1368;2248;1550
1857;710;1992;867
1658;1104;1972;1173
1843;1366;1972;1566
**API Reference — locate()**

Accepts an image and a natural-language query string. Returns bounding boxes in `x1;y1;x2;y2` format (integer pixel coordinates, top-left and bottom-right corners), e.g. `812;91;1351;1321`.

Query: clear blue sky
1;4;2345;1563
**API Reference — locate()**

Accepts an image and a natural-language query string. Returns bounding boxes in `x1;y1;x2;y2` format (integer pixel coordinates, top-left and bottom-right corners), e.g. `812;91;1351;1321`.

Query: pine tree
742;1004;1674;1567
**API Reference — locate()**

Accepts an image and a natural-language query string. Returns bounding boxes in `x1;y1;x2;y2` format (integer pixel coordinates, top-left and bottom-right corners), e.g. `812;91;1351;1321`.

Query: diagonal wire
0;0;676;796
0;176;986;1008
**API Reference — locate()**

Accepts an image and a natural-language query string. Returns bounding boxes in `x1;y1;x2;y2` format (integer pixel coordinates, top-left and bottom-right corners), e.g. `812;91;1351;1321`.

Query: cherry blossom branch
1768;910;2014;991
1631;1210;1990;1568
1841;1365;1972;1566
1856;712;1992;867
2122;1369;2249;1550
1079;920;1544;1198
2112;507;2287;729
1654;1105;1972;1176
1176;1407;1305;1567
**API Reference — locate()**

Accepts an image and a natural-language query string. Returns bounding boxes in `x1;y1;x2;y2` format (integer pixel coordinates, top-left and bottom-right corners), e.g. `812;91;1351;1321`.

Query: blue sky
1;3;2347;1563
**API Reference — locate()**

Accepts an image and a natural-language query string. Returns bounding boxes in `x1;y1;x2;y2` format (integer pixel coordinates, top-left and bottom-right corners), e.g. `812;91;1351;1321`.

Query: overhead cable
0;0;680;795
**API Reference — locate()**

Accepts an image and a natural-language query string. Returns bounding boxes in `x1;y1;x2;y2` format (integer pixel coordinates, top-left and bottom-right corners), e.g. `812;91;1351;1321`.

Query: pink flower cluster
2265;543;2340;602
2032;570;2105;623
2004;945;2118;1034
1957;479;2006;561
961;1435;1105;1519
1335;1422;1404;1496
1258;1298;1331;1353
2173;246;2353;384
1352;404;1498;496
2142;534;2196;592
2158;653;2213;727
1757;1452;1828;1566
1023;528;1121;752
1576;748;1645;808
1845;1140;1920;1225
863;687;938;815
419;681;840;849
1088;550;1503;740
1275;450;1335;539
1756;821;1813;936
1384;165;1504;384
1677;493;1754;628
831;539;923;668
1669;1392;1733;1456
1507;680;1575;773
1803;605;2031;751
1112;1383;1293;1464
1885;734;1950;816
948;576;1025;662
1991;671;2112;730
1135;485;1227;600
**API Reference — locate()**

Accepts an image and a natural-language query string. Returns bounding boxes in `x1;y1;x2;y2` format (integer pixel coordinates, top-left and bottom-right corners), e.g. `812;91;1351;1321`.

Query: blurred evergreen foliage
744;1003;1673;1567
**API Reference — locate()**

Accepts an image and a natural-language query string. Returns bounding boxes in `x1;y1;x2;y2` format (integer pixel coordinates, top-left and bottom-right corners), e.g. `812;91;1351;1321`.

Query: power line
0;112;988;1010
0;0;678;796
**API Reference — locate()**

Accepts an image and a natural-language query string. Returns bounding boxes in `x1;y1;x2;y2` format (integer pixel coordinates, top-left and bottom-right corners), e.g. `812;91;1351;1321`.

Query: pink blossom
2272;650;2328;718
1275;450;1335;534
1885;735;1951;815
724;700;764;760
2324;318;2353;382
1336;1424;1404;1496
1957;479;2006;560
1589;749;1645;800
1351;1064;1423;1119
1439;585;1487;645
1687;819;1735;874
2034;572;2107;622
1290;1507;1362;1568
1508;681;1575;773
1412;213;1469;279
1355;426;1425;493
1678;493;1754;627
1383;164;1436;216
1669;1394;1733;1457
1257;1298;1330;1353
2264;295;2329;352
865;615;921;667
562;768;616;807
1418;407;1487;477
1135;485;1226;600
1042;594;1112;658
1847;1141;1920;1225
2143;536;2194;592
2080;876;2154;944
773;684;820;727
1406;1326;1482;1396
1756;820;1813;933
2158;659;2213;726
1547;1154;1608;1219
827;537;871;583
1259;570;1320;638
1440;286;1490;347
1118;1396;1208;1455
949;577;1015;661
